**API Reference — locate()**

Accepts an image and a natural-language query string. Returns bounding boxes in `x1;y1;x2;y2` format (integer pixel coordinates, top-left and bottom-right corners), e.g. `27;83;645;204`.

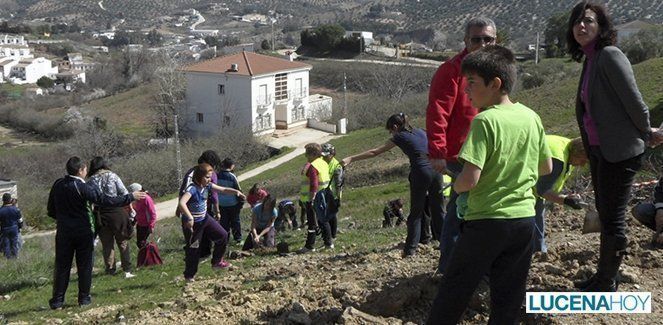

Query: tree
544;12;571;58
204;35;219;47
37;76;54;88
621;26;663;64
146;29;163;47
313;24;345;51
261;39;271;50
428;30;448;51
151;54;187;137
496;29;510;46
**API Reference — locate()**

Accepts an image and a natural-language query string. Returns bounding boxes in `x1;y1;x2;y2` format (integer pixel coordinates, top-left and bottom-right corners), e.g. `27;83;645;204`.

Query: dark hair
221;157;234;169
461;45;517;94
385;113;412;132
193;163;213;186
66;156;86;176
198;150;222;170
262;194;277;211
249;183;261;195
88;156;110;176
566;1;617;62
2;193;12;204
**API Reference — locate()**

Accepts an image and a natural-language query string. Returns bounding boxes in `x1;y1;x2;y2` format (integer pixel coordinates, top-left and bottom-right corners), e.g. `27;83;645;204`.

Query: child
127;183;157;249
427;45;552;324
243;195;278;251
179;163;246;282
247;183;269;208
632;178;663;248
383;198;405;228
0;193;23;259
276;199;298;231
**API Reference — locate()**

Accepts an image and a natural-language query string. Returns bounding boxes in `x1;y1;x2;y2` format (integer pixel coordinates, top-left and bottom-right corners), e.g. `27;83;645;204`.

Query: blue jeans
438;161;463;273
2;226;19;259
533;198;548;253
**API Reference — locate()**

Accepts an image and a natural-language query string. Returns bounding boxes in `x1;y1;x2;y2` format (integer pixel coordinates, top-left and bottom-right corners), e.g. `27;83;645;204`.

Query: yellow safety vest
546;135;573;194
300;157;330;202
442;174;452;197
328;157;342;199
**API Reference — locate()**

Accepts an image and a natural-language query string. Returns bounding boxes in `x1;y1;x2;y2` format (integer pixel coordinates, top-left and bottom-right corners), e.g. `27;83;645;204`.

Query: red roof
182;51;311;76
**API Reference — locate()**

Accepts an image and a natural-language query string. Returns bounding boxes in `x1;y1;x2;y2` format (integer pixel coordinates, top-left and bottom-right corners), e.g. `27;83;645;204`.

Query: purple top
581;40;600;146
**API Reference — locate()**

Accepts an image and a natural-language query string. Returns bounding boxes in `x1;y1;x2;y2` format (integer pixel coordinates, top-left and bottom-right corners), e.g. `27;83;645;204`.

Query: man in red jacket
426;17;497;274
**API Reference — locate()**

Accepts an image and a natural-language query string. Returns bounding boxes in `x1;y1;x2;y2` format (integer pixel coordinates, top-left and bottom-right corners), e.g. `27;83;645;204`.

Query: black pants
50;230;95;306
404;168;444;255
136;225;151;249
588;147;642;280
219;204;243;241
303;201;317;249
427;217;535;325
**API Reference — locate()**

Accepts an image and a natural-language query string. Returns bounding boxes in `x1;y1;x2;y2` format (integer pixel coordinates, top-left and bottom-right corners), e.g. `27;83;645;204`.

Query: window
218;84;225;95
197;113;204;123
275;73;287;100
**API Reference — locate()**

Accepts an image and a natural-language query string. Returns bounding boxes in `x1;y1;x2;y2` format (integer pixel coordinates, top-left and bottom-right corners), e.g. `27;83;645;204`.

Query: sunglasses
470;36;496;45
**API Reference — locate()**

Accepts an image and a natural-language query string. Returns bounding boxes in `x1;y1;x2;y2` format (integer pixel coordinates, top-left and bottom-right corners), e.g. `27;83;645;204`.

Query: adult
47;156;144;309
88;156;135;278
217;158;243;244
298;143;330;252
322;143;344;241
566;1;662;292
242;195;278;251
342;113;444;257
426;17;497;273
179;163;245;282
127;183;157;249
0;193;22;259
534;136;588;253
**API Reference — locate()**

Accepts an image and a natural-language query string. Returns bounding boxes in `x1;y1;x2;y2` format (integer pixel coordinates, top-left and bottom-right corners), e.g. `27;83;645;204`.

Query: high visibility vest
328;157;342;199
546;135;573;194
300;157;330;202
442;174;452;197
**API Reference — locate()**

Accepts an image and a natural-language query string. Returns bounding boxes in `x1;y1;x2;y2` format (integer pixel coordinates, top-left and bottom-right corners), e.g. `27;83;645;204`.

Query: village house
9;57;58;84
0;34;27;46
182;51;331;137
615;20;655;44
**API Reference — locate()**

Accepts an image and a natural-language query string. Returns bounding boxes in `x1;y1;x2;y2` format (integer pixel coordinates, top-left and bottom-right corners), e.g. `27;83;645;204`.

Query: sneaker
212;260;232;269
297;247;316;254
105;269;117;276
49;299;64;310
185;277;195;283
78;295;92;307
124;272;136;279
322;244;335;250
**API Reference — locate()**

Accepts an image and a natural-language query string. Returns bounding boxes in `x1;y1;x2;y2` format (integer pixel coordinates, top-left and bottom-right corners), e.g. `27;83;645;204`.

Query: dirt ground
48;203;663;325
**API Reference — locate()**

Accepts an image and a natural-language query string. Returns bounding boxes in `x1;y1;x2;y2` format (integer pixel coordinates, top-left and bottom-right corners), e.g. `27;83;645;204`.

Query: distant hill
3;0;662;45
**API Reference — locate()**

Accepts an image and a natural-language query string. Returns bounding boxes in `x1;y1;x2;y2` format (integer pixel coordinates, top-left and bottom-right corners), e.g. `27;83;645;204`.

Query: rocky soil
41;206;662;324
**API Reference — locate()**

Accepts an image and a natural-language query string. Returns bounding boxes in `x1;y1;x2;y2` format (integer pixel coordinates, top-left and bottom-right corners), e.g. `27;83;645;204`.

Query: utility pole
343;72;347;118
173;114;182;185
535;32;540;64
271;18;276;51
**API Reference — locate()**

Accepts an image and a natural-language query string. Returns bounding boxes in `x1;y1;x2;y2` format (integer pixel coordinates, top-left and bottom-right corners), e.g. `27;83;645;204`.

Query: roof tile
182;51;311;76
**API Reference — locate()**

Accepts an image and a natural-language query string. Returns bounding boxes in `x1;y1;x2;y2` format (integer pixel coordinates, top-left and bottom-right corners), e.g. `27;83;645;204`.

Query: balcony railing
291;105;306;122
254;113;272;132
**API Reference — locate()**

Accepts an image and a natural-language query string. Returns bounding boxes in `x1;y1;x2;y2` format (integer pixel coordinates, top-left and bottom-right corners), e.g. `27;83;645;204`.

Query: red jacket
426;49;478;162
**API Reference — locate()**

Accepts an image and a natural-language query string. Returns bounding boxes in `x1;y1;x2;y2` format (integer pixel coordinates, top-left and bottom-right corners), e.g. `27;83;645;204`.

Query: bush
36;76;54;89
621;26;663;64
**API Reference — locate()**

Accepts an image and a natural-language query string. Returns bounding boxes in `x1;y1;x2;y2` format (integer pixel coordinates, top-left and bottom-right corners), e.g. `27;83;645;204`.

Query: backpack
137;241;163;267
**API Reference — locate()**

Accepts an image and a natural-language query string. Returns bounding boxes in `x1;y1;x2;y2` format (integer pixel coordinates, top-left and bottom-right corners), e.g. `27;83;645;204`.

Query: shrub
36;76;54;89
621;26;663;64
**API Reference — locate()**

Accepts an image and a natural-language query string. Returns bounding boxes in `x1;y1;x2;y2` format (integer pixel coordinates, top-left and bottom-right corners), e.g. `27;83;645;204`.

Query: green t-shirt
458;102;551;221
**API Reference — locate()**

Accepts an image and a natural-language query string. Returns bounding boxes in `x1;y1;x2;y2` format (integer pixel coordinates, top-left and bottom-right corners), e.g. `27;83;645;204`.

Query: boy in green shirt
427;45;552;325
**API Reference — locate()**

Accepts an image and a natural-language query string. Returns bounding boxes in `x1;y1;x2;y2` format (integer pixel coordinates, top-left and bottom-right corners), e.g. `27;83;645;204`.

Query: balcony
256;94;273;114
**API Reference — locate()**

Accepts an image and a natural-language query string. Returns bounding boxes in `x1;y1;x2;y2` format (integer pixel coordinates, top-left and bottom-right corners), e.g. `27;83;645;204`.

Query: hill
3;0;662;44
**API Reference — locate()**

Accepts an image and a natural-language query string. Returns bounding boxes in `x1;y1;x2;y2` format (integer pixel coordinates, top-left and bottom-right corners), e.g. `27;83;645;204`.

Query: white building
616;20;655;44
345;31;375;46
0;45;32;60
9;57;58;84
183;51;329;137
0;34;27;46
0;58;18;82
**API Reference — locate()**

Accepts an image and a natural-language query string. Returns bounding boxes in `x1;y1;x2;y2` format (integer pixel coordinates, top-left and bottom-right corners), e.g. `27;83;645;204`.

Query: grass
0;180;409;322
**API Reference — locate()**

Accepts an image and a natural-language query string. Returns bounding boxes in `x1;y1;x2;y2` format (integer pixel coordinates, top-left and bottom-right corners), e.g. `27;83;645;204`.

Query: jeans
1;226;19;259
427;217;535;325
219;204;243;242
404;167;444;255
303;201;317;249
533;198;549;253
438;161;463;273
50;230;95;307
182;217;229;279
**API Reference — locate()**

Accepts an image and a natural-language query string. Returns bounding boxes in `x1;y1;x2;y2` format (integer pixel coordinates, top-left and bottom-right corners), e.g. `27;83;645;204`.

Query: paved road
298;55;441;68
24;128;338;239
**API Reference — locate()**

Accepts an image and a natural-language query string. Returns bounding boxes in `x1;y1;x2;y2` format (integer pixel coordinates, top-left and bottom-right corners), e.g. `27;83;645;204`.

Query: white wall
185;72;252;138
